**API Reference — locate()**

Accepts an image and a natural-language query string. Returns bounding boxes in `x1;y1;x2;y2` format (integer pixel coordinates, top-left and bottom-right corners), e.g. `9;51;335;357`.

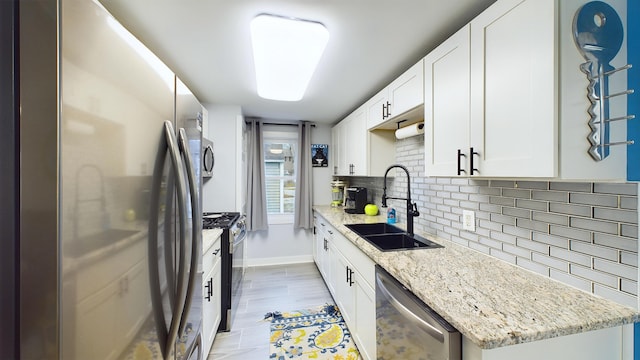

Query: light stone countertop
313;205;639;350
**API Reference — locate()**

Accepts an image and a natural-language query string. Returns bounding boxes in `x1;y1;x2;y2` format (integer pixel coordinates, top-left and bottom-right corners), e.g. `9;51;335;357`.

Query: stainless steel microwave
202;137;214;178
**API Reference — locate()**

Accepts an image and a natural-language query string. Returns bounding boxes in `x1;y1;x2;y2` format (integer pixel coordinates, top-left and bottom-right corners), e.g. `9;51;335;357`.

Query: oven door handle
376;273;445;343
177;128;201;337
148;121;189;359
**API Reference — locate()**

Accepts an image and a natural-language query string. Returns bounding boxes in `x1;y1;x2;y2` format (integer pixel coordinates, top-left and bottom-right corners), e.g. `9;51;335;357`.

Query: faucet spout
382;164;419;237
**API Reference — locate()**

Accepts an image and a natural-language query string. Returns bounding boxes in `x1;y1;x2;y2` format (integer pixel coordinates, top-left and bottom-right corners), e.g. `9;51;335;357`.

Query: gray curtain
245;119;268;231
294;121;313;229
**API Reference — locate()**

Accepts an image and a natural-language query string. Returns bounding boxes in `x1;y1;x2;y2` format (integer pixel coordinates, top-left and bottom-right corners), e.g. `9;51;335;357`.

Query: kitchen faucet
382;164;419;237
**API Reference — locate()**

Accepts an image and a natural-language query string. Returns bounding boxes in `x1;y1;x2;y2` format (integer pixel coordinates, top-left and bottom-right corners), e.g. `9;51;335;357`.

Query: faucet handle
410;202;420;217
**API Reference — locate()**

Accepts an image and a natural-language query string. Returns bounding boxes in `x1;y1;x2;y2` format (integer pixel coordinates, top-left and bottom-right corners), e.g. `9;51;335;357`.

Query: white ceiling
99;0;496;125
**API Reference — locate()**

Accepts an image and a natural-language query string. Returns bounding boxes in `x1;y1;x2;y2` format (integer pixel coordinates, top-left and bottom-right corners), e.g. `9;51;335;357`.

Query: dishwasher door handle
376;273;445;343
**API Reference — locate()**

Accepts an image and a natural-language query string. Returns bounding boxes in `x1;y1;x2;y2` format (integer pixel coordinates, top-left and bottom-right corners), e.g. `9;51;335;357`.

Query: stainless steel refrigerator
0;0;204;358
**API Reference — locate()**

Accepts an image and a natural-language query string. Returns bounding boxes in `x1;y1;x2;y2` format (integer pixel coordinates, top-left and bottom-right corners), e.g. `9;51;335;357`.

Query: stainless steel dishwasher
376;266;461;360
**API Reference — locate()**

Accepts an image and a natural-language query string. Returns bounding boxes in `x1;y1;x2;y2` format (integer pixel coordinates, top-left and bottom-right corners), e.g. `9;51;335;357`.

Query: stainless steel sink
345;223;442;252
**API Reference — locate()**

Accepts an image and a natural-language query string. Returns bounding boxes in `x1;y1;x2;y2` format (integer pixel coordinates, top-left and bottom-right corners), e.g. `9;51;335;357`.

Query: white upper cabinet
469;0;556;177
332;103;396;177
388;61;424;121
424;25;471;176
367;60;424;130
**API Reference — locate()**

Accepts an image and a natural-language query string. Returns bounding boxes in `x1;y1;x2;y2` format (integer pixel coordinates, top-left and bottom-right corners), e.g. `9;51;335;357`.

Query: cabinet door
470;0;556;177
331;124;343;175
424;24;471;176
354;276;376;360
345;107;367;176
331;250;356;329
388;60;424;119
366;88;389;129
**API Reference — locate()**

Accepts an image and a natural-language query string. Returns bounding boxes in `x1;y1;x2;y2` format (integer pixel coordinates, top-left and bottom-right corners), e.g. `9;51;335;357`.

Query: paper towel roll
395;122;425;139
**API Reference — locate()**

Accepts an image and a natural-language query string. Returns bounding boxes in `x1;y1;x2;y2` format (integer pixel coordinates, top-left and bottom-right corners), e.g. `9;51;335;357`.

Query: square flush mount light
250;14;329;101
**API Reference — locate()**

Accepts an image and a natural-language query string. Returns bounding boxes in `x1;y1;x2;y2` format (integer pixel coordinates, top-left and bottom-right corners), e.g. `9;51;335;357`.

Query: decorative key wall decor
572;1;634;161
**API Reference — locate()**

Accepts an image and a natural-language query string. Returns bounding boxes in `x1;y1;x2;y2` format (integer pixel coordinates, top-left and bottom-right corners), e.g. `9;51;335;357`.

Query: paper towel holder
395;120;425;139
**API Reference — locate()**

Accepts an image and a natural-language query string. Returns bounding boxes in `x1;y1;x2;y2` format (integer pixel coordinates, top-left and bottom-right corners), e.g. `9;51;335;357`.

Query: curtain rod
246;120;316;127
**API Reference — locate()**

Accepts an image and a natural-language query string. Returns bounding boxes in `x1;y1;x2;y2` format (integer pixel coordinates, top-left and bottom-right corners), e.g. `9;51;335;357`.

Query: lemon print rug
266;304;360;360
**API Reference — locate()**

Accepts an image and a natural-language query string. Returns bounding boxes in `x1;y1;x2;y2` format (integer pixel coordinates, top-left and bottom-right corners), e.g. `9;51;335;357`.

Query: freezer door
59;0;180;359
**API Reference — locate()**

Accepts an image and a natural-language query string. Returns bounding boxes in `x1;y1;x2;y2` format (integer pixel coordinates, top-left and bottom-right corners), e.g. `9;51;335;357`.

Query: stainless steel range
203;212;246;332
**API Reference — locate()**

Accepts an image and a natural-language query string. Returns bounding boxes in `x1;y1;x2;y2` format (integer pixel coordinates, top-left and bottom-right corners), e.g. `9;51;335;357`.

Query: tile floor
207;262;334;359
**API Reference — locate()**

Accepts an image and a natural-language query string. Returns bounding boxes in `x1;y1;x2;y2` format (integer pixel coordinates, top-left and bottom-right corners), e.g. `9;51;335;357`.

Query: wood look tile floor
207;262;334;360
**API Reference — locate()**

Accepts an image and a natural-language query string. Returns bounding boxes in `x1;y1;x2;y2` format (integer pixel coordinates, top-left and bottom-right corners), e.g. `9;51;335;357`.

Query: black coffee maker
344;187;367;214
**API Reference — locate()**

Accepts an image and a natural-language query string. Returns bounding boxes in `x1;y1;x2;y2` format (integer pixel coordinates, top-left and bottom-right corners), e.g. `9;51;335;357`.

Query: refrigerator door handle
177;128;202;337
148;121;190;359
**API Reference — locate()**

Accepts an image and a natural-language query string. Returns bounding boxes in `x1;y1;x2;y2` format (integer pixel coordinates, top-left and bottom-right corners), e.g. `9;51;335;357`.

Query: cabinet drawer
203;235;221;275
332;230;375;288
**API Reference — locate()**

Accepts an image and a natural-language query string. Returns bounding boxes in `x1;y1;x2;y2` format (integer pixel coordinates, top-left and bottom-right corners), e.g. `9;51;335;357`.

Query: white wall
246;123;334;266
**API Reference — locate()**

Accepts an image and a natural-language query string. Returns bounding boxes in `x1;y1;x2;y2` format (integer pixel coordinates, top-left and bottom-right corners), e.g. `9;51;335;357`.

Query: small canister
387;208;396;224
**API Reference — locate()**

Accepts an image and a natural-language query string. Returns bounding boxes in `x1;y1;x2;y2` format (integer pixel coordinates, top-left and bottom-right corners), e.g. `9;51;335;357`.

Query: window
263;130;298;223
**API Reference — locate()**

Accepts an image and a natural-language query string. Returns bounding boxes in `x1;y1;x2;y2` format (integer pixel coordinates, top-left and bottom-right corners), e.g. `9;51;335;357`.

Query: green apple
364;204;378;216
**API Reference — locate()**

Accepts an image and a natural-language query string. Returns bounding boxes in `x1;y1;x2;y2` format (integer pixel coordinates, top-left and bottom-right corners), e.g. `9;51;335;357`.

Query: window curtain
294;121;313;229
245;119;268;231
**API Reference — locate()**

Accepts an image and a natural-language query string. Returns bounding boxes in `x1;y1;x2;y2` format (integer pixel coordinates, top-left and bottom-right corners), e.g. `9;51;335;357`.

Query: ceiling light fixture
250;14;329;102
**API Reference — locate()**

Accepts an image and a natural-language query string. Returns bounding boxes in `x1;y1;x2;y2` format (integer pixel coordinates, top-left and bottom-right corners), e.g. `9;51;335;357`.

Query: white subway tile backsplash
570;264;619;288
502;207;531;219
569;193;618;208
489;248;517;264
550;182;592;192
345;136;638;308
548;203;592;217
620;224;638;238
549;248;591;267
570;240;619;262
550;225;592;242
532;211;569;226
620;196;637;210
532;190;569;202
593;283;637;308
593;183;638;196
532;232;567;248
569;217;618;235
593;258;638;281
515;199;548;211
532;253;568;272
550;269;592;292
516;257;549;276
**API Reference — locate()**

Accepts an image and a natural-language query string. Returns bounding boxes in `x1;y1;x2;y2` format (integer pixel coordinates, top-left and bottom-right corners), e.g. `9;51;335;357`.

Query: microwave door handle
177;128;201;336
376;273;445;343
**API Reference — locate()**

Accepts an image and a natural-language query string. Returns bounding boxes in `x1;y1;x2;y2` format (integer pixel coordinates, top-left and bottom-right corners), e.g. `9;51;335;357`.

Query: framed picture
311;144;328;167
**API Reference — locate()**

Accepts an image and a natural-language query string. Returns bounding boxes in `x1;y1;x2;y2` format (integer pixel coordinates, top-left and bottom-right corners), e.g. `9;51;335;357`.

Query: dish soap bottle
387;207;396;224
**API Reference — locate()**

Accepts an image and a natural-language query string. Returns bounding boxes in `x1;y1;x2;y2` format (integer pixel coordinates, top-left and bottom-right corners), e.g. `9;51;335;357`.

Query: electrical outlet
462;210;475;232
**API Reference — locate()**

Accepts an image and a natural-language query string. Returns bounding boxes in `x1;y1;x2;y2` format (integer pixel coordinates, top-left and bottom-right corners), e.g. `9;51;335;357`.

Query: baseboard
246;255;314;267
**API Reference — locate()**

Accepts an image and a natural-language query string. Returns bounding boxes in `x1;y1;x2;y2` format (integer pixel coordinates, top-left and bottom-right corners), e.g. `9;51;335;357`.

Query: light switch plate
462;210;475;232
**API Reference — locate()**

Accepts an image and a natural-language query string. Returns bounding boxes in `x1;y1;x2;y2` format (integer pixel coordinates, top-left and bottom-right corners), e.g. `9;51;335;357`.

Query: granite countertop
313;205;639;350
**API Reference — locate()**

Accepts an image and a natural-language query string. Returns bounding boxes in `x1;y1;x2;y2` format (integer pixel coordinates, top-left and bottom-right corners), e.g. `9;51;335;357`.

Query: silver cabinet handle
376;272;445;343
177;128;202;337
147;121;189;359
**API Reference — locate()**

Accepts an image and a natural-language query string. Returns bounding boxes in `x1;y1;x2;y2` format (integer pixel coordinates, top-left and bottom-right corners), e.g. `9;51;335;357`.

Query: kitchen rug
266;304;360;360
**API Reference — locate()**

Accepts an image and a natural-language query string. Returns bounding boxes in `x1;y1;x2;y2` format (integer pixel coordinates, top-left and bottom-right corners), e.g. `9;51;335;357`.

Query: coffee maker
344;187;367;214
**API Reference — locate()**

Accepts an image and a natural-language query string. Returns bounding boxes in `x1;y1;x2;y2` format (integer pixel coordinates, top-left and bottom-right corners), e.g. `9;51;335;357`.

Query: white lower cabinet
202;232;222;354
313;213;376;360
353;272;376;360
